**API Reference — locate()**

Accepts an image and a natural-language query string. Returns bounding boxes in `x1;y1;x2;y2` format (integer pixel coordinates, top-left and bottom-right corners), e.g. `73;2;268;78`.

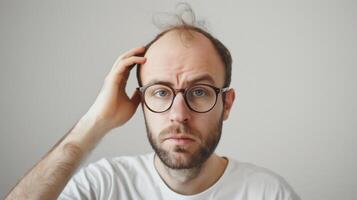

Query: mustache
159;124;200;139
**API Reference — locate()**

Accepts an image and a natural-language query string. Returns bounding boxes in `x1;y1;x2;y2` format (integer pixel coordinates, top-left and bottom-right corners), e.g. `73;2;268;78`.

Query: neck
154;153;228;195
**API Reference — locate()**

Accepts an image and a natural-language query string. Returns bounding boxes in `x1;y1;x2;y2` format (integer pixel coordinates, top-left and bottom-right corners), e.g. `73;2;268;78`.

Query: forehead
140;30;225;87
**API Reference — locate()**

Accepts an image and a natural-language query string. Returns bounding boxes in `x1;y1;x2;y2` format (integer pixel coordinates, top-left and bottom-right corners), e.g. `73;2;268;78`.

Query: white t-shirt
59;152;301;200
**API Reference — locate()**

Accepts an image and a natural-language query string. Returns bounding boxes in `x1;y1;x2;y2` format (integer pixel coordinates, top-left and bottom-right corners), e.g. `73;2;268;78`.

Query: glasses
137;83;229;113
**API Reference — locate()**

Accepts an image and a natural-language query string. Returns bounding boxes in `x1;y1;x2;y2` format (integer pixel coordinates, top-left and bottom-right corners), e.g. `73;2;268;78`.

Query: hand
84;46;146;131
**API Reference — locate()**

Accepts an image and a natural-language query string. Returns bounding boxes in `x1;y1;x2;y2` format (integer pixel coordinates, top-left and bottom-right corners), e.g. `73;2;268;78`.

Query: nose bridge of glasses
173;88;186;96
173;88;195;105
171;88;190;108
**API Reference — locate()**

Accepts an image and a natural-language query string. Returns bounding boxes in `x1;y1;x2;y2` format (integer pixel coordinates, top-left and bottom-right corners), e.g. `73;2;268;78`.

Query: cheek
191;106;223;133
144;108;166;135
198;100;224;129
207;98;224;119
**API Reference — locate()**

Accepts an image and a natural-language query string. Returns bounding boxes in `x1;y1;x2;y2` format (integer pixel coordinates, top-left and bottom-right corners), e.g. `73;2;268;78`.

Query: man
5;14;301;200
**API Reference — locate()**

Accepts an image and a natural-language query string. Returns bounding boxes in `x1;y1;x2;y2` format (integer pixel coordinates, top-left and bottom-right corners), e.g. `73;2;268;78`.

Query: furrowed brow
144;74;216;87
186;74;215;85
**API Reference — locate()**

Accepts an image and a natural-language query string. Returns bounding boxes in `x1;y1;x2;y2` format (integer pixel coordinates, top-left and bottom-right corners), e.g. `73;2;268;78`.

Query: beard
143;111;224;170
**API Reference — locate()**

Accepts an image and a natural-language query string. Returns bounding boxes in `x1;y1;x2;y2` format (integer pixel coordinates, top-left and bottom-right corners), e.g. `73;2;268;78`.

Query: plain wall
1;0;356;199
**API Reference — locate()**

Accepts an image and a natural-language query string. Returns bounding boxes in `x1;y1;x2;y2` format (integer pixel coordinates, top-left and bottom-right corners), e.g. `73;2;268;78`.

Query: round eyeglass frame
136;83;229;113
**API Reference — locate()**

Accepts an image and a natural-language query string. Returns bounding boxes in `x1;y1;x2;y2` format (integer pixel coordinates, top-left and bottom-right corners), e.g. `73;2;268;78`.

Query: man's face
140;30;228;169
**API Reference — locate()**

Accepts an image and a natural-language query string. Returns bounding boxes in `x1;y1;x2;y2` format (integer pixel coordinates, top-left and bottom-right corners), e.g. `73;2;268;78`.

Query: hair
136;3;232;88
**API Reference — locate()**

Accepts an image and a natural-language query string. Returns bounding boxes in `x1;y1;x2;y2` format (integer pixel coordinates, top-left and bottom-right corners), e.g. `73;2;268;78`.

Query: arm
5;46;147;200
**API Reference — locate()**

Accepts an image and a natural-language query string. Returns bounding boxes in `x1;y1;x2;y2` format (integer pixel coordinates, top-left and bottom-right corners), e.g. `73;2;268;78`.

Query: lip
163;134;196;144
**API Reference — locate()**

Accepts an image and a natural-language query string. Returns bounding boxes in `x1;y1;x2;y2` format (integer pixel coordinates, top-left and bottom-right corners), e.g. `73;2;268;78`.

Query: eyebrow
145;74;216;87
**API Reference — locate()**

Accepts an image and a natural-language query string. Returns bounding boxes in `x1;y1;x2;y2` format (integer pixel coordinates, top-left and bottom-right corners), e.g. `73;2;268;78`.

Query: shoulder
86;152;154;175
63;152;154;186
225;158;301;200
229;159;284;184
59;153;155;199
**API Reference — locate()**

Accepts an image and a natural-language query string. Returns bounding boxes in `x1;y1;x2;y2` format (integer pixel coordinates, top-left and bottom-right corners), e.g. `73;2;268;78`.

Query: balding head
140;29;225;89
136;25;232;88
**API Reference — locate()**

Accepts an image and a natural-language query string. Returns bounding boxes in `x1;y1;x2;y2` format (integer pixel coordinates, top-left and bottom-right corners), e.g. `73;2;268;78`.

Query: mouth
163;134;196;145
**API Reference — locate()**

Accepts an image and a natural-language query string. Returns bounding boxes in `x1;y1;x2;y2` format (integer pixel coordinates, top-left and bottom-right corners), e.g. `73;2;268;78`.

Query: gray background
1;0;356;199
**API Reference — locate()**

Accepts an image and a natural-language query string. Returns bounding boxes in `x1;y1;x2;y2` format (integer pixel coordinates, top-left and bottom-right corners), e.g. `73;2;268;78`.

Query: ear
223;88;236;121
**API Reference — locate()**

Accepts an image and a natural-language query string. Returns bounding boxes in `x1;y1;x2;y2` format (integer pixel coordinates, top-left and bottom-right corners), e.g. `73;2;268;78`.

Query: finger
110;46;145;72
106;56;146;86
112;56;146;75
116;46;146;63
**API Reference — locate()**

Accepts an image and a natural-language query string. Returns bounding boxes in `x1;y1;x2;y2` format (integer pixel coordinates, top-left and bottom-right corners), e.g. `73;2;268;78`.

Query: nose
169;92;191;123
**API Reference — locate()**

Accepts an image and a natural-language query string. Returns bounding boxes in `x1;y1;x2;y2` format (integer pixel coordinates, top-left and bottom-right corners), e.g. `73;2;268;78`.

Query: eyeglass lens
144;84;217;113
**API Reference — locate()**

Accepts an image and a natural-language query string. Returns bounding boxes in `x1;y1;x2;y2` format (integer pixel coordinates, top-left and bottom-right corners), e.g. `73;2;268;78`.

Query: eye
153;89;170;97
191;88;207;97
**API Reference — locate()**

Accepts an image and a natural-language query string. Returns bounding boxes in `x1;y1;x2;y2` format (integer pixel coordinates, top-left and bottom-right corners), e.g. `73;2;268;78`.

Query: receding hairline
144;27;218;56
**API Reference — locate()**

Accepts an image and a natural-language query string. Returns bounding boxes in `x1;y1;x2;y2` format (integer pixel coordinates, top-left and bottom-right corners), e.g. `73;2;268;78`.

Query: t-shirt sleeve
271;177;301;200
245;170;301;200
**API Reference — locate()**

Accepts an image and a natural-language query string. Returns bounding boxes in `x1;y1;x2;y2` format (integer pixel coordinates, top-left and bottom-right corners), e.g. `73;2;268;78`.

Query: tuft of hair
152;2;207;31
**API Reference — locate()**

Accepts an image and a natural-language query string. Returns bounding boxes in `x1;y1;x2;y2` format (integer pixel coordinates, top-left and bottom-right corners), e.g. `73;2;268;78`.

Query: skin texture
140;30;236;195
